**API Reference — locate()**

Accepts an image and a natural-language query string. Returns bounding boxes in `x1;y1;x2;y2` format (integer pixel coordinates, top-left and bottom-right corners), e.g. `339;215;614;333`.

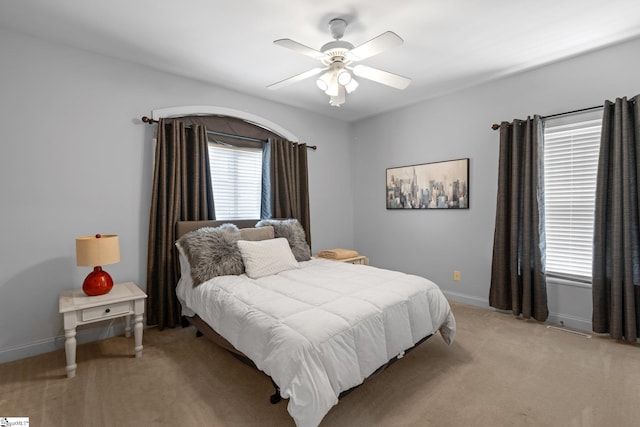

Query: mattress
177;257;456;427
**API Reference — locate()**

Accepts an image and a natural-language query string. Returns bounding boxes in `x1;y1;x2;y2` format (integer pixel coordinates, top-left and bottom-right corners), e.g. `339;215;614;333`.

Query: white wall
352;36;640;331
0;29;354;362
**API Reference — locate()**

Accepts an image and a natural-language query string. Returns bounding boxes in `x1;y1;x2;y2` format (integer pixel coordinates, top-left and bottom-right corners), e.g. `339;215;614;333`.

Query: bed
174;219;456;427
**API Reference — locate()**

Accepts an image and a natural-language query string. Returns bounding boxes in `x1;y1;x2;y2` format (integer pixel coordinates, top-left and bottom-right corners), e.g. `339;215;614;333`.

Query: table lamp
76;234;120;296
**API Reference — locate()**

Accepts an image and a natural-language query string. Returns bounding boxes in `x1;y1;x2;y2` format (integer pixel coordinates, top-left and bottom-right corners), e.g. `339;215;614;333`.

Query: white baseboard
0;321;128;364
442;290;592;332
547;311;592;333
442;290;490;308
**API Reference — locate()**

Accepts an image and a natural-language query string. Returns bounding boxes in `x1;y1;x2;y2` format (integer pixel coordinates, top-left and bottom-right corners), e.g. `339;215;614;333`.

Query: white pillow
237;237;299;279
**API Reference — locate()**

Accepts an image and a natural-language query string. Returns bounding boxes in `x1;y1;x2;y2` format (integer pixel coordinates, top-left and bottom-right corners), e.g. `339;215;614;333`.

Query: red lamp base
82;266;114;296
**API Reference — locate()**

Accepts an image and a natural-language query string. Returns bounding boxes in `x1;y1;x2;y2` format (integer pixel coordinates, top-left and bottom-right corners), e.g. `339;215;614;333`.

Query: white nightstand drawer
81;301;131;321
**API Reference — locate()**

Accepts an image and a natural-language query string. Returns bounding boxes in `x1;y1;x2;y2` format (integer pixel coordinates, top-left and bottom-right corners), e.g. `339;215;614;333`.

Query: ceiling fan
268;18;411;107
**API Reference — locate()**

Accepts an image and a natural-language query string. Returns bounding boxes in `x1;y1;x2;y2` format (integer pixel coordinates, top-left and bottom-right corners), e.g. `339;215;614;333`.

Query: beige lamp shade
76;234;120;267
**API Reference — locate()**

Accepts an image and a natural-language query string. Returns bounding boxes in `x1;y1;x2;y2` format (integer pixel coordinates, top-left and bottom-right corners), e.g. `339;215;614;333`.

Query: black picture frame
386;158;469;209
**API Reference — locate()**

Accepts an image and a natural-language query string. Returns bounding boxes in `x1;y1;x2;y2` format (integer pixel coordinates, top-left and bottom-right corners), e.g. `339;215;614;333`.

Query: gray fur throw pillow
255;219;311;261
176;223;244;286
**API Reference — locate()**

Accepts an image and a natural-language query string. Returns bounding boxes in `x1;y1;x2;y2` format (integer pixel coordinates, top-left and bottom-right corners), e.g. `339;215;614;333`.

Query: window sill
546;274;592;289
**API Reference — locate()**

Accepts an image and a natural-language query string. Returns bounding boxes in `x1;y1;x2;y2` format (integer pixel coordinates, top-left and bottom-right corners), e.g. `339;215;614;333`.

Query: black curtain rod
490;104;604;130
141;116;317;150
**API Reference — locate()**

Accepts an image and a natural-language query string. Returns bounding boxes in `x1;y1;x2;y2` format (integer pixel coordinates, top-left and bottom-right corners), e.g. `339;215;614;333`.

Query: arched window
150;106;299;220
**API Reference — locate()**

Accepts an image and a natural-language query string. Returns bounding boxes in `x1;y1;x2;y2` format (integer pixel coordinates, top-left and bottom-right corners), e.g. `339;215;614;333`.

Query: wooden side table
337;255;369;265
58;281;147;378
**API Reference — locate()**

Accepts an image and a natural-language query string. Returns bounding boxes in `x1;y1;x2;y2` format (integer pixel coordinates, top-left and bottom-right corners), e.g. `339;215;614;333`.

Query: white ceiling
2;0;640;122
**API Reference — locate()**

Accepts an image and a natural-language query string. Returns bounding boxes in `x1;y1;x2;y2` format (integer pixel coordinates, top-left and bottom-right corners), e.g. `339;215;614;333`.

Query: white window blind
208;143;262;220
543;109;602;282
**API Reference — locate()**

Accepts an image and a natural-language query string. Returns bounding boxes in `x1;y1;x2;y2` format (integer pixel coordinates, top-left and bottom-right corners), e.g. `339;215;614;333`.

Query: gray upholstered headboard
175;219;260;238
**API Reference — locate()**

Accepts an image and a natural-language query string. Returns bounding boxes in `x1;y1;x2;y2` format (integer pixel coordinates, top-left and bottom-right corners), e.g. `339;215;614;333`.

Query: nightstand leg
64;328;77;378
134;313;143;357
124;314;132;338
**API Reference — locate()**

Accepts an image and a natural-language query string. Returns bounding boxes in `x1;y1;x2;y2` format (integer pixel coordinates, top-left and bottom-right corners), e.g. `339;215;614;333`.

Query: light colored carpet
1;302;639;427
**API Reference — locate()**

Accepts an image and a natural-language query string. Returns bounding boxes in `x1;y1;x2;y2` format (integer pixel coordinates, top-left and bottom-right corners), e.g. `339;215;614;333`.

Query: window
208;143;263;220
543;109;602;282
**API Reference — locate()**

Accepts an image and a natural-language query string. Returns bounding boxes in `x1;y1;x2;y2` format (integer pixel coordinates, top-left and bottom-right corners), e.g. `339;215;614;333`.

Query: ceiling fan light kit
337;70;351;86
269;18;411;107
315;61;358;106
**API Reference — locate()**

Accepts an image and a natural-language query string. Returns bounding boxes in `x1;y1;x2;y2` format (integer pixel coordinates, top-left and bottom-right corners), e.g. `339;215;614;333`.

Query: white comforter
177;258;456;427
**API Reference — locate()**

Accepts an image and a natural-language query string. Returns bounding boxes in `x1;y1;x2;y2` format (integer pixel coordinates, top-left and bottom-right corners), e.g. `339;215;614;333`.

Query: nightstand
58;281;147;378
337;255;369;265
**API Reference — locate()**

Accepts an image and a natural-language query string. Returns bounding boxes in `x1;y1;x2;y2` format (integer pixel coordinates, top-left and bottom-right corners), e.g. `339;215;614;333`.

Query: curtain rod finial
142;116;155;124
491;123;500;130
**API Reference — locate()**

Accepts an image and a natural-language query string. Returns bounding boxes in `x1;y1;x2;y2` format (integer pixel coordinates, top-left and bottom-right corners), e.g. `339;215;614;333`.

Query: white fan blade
267;67;327;90
274;39;326;60
352;65;411;90
349;31;403;61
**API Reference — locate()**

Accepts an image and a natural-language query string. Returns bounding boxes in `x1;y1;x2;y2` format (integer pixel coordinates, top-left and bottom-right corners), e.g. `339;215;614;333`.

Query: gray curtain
269;138;311;246
592;95;640;342
261;141;272;219
146;118;215;328
489;116;548;321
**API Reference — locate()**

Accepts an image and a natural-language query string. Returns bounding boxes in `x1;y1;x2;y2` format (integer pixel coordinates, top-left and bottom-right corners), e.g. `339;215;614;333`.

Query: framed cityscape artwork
386;158;469;209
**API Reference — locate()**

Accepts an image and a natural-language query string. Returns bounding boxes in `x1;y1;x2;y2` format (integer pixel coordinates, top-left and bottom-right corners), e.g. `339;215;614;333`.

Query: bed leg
180;317;190;328
195;330;203;338
270;379;282;404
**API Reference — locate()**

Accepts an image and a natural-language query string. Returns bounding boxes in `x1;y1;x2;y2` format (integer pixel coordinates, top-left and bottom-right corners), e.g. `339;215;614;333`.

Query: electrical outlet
453;270;461;281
